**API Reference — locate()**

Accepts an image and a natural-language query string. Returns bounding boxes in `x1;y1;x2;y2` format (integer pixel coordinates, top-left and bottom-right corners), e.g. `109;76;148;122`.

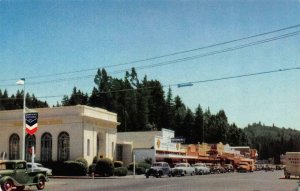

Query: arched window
9;134;20;160
25;134;36;161
41;133;52;162
57;132;70;161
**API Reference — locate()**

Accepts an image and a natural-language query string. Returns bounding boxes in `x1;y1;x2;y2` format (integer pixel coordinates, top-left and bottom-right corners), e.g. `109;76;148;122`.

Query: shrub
136;167;145;175
127;162;135;171
127;162;149;174
114;161;123;168
42;161;65;176
93;156;99;164
114;167;128;176
138;162;150;171
64;161;88;176
95;158;114;177
144;157;153;165
88;164;96;174
75;157;88;169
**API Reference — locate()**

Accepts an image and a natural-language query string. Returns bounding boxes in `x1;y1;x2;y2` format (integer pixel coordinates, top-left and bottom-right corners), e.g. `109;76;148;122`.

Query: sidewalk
50;174;145;179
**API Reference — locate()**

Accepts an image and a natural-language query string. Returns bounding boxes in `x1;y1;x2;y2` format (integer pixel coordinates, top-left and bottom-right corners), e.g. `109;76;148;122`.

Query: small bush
64;161;88;176
144;157;152;165
114;161;123;168
136;167;145;175
95;158;114;177
42;161;65;176
138;162;150;171
93;156;99;164
114;167;128;176
88;164;96;174
127;162;149;175
75;157;88;169
127;162;135;171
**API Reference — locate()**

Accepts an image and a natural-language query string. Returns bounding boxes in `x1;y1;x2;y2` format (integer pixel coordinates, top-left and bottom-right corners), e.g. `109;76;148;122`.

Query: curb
50;175;145;179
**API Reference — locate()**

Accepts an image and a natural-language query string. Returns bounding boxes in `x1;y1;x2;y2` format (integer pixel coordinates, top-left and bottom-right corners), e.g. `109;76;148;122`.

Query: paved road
31;170;300;191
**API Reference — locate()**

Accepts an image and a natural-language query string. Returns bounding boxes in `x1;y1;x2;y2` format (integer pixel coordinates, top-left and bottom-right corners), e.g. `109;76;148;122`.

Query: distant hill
244;122;300;163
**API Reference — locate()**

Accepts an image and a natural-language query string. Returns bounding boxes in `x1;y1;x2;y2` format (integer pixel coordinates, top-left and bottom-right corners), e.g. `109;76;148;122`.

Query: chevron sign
25;112;38;135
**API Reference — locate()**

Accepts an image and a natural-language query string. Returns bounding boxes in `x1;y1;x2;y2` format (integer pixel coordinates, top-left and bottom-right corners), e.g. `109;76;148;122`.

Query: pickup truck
237;158;255;172
0;160;48;191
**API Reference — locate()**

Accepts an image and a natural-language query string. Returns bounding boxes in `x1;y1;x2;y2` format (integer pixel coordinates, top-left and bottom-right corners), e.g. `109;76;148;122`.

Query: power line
1;30;300;88
1;24;300;83
1;66;299;101
173;67;300;86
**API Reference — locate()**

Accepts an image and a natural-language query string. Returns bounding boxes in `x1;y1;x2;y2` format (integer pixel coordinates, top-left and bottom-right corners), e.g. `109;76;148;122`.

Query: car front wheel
36;178;46;190
1;179;14;191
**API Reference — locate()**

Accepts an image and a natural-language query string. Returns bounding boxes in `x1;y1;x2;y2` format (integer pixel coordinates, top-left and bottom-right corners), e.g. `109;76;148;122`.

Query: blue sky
1;0;300;129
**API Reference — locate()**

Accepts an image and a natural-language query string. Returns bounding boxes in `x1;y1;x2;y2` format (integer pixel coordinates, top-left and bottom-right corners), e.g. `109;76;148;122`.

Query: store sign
171;137;185;143
155;137;180;151
25;112;38;135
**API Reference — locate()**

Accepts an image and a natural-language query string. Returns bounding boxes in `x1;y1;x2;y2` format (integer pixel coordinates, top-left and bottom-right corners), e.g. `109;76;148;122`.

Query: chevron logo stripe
26;123;38;130
26;128;37;135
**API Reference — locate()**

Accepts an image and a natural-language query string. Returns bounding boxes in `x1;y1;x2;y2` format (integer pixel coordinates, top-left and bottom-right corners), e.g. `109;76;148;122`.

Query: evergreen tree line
244;123;300;163
0;89;48;110
61;68;248;145
1;68;298;162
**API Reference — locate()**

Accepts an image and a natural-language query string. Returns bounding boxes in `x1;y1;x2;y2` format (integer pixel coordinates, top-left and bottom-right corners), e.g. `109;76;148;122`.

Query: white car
193;163;210;175
27;163;52;176
172;163;195;176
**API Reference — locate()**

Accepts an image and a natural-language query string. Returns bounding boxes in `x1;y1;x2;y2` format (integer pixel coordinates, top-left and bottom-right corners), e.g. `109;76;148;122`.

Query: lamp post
16;78;26;160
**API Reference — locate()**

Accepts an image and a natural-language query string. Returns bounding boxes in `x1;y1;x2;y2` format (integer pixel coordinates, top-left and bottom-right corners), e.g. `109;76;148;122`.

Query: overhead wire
1;30;300;87
0;66;299;101
1;24;300;83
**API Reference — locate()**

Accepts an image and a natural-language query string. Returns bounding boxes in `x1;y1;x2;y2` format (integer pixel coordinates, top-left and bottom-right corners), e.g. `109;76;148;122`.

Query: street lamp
16;78;26;160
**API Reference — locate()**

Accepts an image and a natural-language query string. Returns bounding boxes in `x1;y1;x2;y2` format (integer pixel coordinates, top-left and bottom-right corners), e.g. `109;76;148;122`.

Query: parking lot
35;170;299;191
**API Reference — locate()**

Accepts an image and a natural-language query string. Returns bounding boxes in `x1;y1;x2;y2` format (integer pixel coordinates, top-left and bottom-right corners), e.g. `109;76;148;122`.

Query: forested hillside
245;123;300;163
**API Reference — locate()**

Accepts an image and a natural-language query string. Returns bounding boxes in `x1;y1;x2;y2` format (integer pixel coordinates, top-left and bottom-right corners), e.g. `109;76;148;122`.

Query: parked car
223;164;234;173
193;163;210;175
145;162;172;178
172;163;195;176
0;160;48;191
27;163;52;176
212;165;226;174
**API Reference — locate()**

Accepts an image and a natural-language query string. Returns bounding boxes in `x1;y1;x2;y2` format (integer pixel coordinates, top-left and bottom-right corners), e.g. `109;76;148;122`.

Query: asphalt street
25;170;300;191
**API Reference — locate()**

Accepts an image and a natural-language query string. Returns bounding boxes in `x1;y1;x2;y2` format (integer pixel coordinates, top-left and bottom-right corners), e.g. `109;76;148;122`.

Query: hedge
95;158;114;177
114;161;123;168
114;167;128;176
42;161;87;176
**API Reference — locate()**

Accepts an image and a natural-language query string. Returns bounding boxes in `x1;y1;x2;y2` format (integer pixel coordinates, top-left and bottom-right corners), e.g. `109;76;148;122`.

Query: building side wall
117;131;161;149
133;149;155;163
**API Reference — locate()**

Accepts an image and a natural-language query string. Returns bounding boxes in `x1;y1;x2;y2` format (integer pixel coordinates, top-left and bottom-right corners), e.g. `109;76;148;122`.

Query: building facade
117;129;258;167
0;105;119;165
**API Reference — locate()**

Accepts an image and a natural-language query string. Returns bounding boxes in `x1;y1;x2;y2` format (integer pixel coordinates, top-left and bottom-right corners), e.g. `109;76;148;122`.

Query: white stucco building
0;105;119;165
117;128;186;166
